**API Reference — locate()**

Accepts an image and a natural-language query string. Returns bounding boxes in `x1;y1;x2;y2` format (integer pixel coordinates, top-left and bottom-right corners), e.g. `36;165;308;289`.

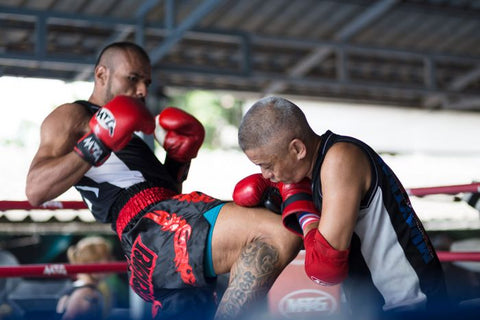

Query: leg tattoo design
215;240;280;320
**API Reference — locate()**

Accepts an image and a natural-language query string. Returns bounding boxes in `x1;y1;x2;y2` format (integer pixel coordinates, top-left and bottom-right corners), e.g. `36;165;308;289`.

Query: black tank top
311;130;447;314
73;100;179;224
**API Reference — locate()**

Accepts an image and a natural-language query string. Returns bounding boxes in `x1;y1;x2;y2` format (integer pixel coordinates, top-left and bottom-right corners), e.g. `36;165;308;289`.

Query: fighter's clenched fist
75;95;154;166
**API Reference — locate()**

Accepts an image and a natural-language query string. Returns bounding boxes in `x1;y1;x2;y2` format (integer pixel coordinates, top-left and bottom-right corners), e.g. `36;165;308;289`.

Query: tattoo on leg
215;240;280;320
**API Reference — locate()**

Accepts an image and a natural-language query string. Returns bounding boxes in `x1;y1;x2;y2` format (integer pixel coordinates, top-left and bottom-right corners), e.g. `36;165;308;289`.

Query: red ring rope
436;251;480;262
407;182;480;197
0;195;478;279
0;252;478;278
0;200;87;211
0;262;127;278
0;182;478;212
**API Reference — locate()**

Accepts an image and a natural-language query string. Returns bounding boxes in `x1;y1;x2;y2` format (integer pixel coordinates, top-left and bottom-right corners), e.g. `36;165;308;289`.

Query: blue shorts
203;203;225;278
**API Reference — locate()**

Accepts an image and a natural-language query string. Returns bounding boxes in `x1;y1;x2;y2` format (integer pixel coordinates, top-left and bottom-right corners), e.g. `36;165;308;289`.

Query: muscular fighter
235;96;450;318
26;43;301;320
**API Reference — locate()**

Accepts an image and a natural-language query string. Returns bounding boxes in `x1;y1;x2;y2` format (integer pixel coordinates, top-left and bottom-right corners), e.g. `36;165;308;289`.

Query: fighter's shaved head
90;41;152;106
95;41;150;70
238;96;314;151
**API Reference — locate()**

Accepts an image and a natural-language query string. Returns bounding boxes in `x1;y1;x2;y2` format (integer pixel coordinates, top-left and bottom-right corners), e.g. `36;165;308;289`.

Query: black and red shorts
117;190;224;319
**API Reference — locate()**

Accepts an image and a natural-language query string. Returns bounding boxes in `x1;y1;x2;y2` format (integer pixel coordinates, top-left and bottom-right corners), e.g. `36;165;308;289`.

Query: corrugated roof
1;0;480;110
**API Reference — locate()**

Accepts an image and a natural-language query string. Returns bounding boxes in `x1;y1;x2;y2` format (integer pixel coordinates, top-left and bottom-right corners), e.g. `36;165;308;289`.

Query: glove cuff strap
74;132;111;166
281;192;313;212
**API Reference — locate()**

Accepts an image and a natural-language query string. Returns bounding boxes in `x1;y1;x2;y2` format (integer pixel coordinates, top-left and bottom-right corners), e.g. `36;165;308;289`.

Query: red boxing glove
233;174;282;214
304;228;349;286
75;95;155;166
278;179;318;237
154;107;205;163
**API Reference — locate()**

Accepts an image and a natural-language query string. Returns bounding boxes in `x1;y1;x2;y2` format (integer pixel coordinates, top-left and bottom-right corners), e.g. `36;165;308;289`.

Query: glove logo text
43;264;67;276
278;289;337;318
96;108;116;136
81;136;104;163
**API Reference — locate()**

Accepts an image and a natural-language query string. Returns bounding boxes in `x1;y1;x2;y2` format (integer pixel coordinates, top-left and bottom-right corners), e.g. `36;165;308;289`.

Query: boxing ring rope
436;252;480;263
0;262;127;278
0;253;479;278
0;200;87;210
0;182;479;277
1;182;479;211
406;182;480;197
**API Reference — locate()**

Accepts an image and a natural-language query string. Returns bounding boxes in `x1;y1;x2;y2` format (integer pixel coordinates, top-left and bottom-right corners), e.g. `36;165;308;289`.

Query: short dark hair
95;41;150;67
238;96;312;151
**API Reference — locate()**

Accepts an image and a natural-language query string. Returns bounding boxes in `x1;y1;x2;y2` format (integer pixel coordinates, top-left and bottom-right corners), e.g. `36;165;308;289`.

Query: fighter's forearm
214;240;280;320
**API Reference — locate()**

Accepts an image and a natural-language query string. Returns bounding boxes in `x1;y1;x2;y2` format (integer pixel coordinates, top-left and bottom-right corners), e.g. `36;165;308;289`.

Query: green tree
168;90;244;149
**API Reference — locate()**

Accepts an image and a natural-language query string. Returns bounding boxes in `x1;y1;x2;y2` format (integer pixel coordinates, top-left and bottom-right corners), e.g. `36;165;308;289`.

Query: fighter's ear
289;138;307;160
95;65;108;86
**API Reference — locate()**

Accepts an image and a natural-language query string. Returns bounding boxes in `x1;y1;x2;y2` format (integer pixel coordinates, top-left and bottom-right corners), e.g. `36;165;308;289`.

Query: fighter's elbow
25;185;46;207
305;263;348;286
304;229;350;286
26;193;42;207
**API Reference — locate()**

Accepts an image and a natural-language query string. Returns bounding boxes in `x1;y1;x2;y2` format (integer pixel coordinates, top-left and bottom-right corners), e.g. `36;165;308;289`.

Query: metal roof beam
164;0;175;30
437;65;480;110
73;0;161;81
135;0;164;46
35;13;47;59
422;62;480;109
265;47;332;94
263;0;400;95
424;57;436;89
149;0;224;64
335;0;400;41
136;0;163;19
155;67;480;106
0;54;92;71
74;26;135;81
449;65;480;91
2;5;479;65
0;5;135;27
3;32;480;73
251;35;480;64
446;97;480;110
3;51;480;109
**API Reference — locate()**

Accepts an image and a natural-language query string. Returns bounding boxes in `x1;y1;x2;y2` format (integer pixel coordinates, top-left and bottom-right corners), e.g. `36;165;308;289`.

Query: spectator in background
56;236;113;320
0;250;20;320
